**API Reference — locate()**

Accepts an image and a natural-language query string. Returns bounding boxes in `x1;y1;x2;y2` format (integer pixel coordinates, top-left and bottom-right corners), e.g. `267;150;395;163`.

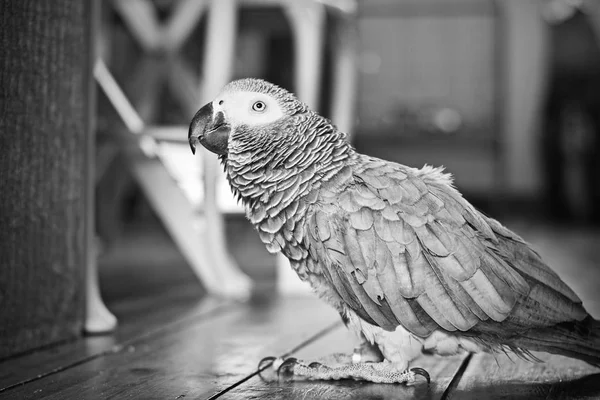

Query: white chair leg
283;1;326;110
199;0;253;300
276;1;326;295
85;237;117;334
330;11;358;138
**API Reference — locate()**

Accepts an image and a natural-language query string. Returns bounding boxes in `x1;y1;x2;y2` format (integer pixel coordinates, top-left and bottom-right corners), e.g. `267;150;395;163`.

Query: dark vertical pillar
0;0;93;358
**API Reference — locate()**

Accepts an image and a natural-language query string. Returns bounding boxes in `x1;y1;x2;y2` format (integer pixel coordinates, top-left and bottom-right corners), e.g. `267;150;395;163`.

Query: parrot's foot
257;356;430;385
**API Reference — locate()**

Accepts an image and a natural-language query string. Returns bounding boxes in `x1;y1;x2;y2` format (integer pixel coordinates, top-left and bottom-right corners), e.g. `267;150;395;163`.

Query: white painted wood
85;237;117;334
283;1;326;112
330;9;358;138
97;0;358;300
198;0;254;299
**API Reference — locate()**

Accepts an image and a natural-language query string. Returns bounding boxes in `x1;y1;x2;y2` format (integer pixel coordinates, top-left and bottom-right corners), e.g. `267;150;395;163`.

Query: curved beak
188;102;230;155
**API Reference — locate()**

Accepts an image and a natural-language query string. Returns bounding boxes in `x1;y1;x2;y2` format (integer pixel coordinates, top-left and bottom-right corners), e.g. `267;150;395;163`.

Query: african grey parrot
188;78;600;384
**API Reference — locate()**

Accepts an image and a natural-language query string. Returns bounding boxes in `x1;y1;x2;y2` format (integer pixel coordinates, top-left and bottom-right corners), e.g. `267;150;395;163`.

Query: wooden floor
1;222;600;399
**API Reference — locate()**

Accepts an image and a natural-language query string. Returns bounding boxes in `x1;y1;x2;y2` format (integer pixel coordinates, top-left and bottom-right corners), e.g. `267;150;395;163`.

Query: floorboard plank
0;296;340;400
447;352;600;400
0;287;228;393
220;324;467;400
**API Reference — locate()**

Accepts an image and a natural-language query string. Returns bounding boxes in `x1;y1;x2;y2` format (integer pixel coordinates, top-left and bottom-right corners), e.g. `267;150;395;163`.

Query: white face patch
212;91;284;129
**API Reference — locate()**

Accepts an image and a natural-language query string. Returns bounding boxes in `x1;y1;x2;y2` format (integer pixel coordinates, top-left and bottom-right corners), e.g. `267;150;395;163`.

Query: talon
257;356;276;371
410;367;431;384
257;356;277;381
277;357;298;379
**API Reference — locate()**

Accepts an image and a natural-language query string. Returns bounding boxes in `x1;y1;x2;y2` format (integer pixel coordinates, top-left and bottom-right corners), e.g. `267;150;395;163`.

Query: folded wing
305;159;581;337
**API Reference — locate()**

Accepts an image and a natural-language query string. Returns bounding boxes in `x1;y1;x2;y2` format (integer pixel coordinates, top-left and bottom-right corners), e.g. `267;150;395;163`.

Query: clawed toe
257;356;310;382
256;355;430;385
257;356;276;371
277;357;298;378
257;356;279;382
410;367;431;384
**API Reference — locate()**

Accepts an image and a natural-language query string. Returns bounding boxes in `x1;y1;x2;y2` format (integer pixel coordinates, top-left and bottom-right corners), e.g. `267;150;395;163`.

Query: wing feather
303;158;583;338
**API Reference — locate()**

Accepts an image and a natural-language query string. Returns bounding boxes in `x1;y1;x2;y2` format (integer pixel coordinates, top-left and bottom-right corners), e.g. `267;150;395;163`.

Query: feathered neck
222;115;353;213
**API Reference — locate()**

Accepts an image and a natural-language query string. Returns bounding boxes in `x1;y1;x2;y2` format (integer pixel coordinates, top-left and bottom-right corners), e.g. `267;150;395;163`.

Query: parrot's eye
251;101;267;113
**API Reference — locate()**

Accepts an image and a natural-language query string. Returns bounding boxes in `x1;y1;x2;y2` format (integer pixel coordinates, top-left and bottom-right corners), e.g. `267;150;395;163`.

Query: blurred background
95;0;600;308
2;0;600;360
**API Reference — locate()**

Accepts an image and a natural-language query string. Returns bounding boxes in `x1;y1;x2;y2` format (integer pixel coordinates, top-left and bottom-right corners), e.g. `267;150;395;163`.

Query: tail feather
515;316;600;367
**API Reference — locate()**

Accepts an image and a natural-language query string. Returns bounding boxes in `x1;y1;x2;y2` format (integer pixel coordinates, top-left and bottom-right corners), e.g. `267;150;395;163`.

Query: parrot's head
188;78;308;157
188;78;351;206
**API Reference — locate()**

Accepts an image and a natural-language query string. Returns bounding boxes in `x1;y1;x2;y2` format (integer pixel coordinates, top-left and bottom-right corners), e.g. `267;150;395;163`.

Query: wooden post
0;0;92;357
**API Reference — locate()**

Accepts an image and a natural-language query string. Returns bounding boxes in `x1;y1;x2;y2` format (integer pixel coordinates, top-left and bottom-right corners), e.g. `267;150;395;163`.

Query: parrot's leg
257;334;429;384
273;358;430;384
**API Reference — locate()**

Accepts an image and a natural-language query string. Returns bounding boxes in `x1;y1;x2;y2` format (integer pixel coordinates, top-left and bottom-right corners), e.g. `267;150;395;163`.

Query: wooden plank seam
440;352;474;399
206;322;343;400
0;302;235;395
